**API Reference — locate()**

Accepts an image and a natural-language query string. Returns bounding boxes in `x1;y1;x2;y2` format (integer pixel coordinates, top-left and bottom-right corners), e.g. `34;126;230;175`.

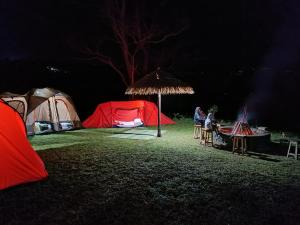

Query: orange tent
0;100;48;190
83;100;175;128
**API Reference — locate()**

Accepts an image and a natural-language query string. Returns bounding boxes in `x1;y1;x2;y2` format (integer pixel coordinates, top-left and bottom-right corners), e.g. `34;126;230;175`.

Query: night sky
1;0;300;131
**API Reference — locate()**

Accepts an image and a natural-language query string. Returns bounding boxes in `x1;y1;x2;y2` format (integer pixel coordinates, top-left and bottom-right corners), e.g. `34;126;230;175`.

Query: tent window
7;100;25;119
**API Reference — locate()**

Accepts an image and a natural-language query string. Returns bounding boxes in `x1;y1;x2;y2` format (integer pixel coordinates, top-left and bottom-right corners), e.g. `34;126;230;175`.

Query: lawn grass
1;118;300;225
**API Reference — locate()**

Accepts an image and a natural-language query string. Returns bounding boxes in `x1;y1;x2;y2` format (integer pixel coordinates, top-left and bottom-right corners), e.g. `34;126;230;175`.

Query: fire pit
218;107;271;151
219;126;271;150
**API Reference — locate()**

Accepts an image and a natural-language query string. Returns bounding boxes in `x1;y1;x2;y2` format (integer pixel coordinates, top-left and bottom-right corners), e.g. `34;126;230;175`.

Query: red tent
83;100;176;128
0;100;48;190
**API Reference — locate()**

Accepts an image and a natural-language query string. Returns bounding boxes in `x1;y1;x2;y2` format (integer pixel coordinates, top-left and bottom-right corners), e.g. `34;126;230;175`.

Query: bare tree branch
82;47;128;86
149;25;189;44
81;0;188;87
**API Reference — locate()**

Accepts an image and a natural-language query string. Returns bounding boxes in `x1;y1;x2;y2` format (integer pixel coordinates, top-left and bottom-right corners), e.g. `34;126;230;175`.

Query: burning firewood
231;106;254;136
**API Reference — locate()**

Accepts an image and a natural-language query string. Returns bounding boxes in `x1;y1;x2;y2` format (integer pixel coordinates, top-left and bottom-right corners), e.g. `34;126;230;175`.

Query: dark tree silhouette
82;0;188;87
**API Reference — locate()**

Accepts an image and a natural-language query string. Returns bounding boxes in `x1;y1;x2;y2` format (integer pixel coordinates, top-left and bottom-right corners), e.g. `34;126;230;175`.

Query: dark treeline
1;59;299;132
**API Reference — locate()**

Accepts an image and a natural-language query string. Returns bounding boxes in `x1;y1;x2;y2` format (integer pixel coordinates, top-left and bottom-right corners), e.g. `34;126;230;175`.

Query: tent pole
157;90;162;137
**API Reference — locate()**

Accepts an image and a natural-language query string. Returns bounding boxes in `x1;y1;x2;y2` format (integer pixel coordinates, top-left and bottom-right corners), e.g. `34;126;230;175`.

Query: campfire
218;106;271;150
231;106;254;136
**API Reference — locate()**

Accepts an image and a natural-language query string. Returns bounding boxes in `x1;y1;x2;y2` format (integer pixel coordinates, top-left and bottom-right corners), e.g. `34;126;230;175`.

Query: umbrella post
157;90;162;137
125;68;194;138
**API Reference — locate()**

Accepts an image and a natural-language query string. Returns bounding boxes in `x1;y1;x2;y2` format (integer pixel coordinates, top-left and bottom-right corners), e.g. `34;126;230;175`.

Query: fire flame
231;106;254;136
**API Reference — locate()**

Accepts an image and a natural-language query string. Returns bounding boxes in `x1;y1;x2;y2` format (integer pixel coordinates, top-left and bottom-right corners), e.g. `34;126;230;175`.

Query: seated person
205;112;220;134
205;112;225;145
193;107;206;126
204;112;214;130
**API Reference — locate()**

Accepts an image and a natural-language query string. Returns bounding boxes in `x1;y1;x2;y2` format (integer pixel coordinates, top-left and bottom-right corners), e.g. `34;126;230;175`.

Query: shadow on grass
246;152;281;162
265;141;289;156
214;140;287;162
38;146;82;162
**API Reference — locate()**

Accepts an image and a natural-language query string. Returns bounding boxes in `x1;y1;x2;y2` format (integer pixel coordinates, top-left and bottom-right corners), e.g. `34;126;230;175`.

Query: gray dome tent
1;88;82;135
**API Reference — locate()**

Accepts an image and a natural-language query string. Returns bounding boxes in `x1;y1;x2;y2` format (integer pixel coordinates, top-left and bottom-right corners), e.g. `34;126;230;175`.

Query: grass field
1;119;300;225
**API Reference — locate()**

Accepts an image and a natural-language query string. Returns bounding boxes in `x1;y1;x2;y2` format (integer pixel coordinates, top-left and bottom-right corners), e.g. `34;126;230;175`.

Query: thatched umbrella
125;67;194;137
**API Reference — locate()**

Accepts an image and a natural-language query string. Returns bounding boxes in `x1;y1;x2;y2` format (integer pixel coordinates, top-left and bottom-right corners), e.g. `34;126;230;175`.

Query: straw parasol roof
125;67;194;95
125;67;194;137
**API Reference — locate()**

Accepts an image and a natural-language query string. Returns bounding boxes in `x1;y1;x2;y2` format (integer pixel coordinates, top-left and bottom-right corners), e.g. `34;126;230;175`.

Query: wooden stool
193;124;203;139
287;139;299;160
202;128;213;146
232;135;247;155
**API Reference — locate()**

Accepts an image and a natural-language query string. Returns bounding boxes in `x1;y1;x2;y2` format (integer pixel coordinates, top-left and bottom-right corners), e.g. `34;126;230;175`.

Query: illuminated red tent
83;100;176;128
0;100;48;190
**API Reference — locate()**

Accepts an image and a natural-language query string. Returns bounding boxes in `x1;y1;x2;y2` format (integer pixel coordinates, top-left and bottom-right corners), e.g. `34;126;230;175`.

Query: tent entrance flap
113;108;144;128
113;108;141;122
